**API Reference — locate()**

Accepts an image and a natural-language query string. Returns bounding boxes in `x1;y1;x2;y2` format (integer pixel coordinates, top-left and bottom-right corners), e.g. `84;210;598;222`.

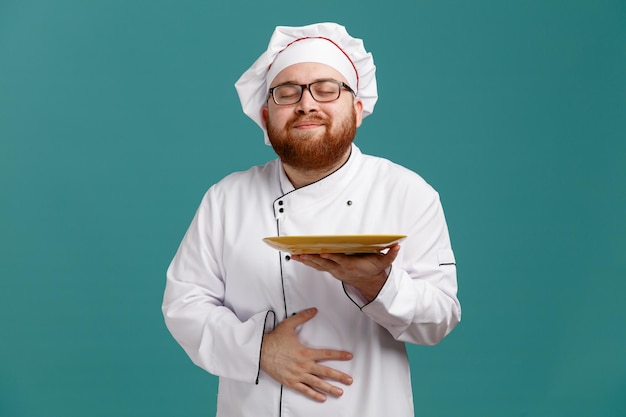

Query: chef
162;22;461;417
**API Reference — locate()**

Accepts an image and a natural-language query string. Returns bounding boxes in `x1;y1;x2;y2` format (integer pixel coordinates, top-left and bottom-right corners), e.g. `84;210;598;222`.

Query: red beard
267;111;357;171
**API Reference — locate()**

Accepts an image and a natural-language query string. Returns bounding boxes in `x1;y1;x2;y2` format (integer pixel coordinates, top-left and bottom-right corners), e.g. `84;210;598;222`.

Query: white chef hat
235;22;377;145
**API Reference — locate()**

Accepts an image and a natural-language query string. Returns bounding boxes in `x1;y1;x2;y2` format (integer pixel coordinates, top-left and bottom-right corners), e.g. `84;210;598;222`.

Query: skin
261;62;363;189
259;62;401;402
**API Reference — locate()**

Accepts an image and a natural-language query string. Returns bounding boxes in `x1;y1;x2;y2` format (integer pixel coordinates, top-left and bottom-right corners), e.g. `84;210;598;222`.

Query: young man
163;22;461;417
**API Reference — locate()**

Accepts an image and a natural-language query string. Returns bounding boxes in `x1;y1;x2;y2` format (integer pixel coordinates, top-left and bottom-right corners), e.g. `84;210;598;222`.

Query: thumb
382;244;401;264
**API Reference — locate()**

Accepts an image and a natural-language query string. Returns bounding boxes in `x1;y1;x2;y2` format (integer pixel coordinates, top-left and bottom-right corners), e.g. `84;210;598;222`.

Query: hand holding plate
291;244;401;301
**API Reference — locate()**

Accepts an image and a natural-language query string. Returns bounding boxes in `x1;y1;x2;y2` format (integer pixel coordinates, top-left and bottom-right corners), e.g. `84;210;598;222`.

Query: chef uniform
162;23;461;417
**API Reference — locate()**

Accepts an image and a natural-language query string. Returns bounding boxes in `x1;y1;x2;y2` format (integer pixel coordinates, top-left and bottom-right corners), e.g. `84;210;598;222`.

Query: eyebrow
271;78;340;88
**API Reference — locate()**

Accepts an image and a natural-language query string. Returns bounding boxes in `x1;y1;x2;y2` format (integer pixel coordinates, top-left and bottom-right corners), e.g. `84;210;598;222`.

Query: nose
295;87;319;113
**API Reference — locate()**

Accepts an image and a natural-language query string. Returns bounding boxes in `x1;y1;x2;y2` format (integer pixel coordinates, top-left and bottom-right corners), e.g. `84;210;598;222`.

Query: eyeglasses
268;80;355;105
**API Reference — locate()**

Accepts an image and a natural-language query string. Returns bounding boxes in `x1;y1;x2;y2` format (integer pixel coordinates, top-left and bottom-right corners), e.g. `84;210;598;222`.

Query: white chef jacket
163;144;460;417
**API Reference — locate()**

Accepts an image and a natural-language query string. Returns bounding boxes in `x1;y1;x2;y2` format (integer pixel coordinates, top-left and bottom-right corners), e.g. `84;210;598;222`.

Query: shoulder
358;151;436;195
355;150;445;224
204;159;280;202
219;159;278;186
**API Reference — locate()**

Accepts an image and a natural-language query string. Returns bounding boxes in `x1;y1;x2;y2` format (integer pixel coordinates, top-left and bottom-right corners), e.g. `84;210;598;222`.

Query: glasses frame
268;80;355;106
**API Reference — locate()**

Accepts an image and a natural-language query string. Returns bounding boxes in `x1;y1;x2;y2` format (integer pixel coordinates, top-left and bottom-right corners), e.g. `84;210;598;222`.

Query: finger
296;256;337;272
292;254;335;267
383;244;401;262
319;245;399;262
368;244;400;270
302;374;346;398
293;382;328;402
319;251;384;267
283;307;318;328
362;244;401;269
312;363;354;386
316;252;348;263
312;348;353;362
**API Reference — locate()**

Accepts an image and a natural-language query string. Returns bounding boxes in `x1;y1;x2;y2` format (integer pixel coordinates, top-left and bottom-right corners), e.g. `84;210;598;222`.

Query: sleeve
344;189;461;346
161;188;275;383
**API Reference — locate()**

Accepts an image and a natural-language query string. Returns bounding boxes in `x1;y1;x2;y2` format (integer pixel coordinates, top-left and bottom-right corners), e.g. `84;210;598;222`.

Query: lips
291;117;327;129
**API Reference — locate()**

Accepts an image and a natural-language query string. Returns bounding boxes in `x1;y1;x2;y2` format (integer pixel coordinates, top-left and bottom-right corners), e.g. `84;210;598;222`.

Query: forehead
269;62;348;87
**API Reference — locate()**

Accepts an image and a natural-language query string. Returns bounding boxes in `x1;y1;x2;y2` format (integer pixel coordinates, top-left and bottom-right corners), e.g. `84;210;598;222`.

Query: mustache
288;114;329;125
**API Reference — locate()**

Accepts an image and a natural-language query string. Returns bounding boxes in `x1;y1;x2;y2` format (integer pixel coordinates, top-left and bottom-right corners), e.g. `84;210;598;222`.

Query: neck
282;147;351;189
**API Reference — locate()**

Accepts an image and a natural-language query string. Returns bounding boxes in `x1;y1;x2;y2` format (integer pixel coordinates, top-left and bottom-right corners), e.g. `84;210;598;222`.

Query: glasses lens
273;85;302;105
310;81;341;102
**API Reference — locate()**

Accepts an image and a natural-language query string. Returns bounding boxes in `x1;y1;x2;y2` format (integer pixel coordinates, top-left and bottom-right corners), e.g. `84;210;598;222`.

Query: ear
353;98;364;128
261;106;269;128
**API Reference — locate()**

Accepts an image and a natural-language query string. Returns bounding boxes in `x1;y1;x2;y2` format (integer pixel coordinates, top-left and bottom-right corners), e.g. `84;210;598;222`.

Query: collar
277;143;362;204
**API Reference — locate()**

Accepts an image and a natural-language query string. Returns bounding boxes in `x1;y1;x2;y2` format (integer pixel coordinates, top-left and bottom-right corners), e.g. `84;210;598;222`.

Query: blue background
1;0;625;416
